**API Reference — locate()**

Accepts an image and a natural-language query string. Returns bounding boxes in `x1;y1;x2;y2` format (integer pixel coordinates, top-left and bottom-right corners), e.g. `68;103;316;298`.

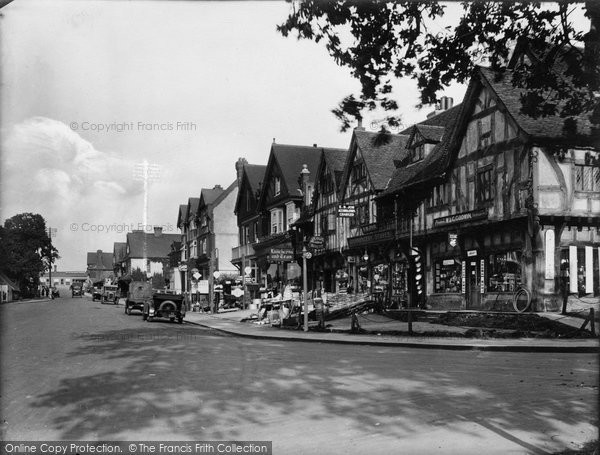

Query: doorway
466;259;480;309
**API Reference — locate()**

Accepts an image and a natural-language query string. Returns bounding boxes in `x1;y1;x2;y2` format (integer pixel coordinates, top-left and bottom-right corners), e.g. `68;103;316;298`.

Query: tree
0;213;59;296
278;1;599;136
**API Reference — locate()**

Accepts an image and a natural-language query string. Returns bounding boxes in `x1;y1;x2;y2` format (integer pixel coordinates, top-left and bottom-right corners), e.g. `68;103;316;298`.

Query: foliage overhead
0;213;60;294
278;1;600;134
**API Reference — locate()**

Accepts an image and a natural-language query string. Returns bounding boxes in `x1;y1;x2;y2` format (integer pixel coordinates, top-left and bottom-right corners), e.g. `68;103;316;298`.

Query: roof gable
234;164;266;215
126;231;181;259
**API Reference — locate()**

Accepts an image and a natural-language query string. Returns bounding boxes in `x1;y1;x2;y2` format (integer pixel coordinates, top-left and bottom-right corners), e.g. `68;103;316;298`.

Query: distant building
123;227;180;277
86;250;114;282
39;268;87;293
0;272;19;302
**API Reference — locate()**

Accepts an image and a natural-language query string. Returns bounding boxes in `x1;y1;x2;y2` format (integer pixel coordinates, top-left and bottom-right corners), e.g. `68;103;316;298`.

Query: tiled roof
379;104;463;197
188;197;200;216
86;251;114;270
323;148;349;191
354;130;410;191
479;66;594;142
244;164;267;193
126;231;181;259
0;272;19;290
272;144;325;194
200;188;223;207
415;124;445;142
177;204;187;227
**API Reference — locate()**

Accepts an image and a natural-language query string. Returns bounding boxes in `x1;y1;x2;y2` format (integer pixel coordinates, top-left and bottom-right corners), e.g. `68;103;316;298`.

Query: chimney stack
235;157;248;186
213;184;223;190
356;117;365;131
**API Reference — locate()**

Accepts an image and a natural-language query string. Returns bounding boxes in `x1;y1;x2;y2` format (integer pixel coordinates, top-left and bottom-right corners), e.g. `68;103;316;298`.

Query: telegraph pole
47;227;56;293
133;160;161;276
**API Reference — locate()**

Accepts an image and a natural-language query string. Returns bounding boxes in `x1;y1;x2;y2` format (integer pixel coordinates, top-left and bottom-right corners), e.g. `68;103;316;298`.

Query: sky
0;1;588;271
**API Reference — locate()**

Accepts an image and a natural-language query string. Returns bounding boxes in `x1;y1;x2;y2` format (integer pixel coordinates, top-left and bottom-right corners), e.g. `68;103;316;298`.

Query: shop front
426;222;527;311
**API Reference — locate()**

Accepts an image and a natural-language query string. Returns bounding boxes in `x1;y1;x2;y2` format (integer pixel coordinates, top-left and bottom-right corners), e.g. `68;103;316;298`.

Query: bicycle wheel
513;288;531;313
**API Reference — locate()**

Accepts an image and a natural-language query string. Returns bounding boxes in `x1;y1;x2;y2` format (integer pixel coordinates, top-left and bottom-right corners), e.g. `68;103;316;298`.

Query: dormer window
275;177;281;196
411;144;425;163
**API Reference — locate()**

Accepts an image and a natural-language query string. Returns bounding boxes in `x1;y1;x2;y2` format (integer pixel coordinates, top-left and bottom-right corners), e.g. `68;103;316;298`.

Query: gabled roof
479;66;593;143
341;130;410;195
199;187;223;208
113;242;127;263
323;148;348;191
188;197;200;218
234;164;267;215
126;231;181;259
176;204;187;228
86;251;114;270
0;272;19;290
245;164;267;193
414;124;446;143
378;103;463;198
258;143;333;208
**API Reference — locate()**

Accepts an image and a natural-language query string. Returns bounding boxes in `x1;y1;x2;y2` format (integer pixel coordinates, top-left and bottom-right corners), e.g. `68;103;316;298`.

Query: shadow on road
31;327;598;450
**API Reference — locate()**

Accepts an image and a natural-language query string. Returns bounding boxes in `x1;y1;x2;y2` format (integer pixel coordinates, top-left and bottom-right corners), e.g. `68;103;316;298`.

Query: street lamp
300;164;311;332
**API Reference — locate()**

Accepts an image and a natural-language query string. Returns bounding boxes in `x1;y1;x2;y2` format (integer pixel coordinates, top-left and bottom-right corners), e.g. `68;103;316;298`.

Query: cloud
0;117;147;269
1;117;141;213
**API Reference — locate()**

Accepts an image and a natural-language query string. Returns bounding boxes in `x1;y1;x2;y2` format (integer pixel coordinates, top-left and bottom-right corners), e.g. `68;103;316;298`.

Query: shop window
476;167;493;205
487;251;522;292
434;259;462;293
574;165;600;192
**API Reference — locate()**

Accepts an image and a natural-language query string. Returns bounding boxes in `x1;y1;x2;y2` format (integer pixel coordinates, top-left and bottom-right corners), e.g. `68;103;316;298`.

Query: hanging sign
467;250;478;257
448;233;458;248
461;261;466;294
268;248;294;262
338;205;356;217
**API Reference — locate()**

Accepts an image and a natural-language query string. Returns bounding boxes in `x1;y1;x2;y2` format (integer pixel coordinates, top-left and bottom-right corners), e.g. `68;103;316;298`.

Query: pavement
185;305;600;353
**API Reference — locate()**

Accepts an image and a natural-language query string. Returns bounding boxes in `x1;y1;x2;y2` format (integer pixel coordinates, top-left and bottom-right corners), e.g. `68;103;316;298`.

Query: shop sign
467;250;477;257
338;205;356;217
178;264;188;272
347;256;356;263
309;236;325;248
268;248;294;262
442;259;455;266
433;208;488;227
448;233;458;248
461;261;466;294
480;259;485;294
347;230;394;248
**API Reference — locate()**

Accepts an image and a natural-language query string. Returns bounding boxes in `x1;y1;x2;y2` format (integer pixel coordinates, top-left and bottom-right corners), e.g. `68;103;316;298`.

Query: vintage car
101;285;119;304
71;283;83;297
143;291;185;324
125;281;152;315
92;286;102;301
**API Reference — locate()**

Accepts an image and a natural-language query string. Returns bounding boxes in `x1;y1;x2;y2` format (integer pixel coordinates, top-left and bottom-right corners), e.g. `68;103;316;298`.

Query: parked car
71;283;83;297
125;281;152;315
50;287;60;299
101;285;119;305
92;285;102;301
143;291;185;324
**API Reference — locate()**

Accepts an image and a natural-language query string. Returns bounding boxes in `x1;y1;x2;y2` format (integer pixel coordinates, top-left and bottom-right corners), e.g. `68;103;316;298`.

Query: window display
487;251;522;292
434;259;462;293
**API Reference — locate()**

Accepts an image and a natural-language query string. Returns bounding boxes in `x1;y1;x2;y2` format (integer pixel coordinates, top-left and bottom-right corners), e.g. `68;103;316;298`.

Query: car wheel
142;312;147;321
177;317;183;324
125;305;130;315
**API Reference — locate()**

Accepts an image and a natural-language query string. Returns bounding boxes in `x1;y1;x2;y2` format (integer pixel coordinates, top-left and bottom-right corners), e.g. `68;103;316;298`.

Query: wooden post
590;308;595;336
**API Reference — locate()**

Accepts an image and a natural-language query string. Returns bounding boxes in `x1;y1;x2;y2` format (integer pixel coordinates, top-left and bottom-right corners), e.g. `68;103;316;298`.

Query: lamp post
300;164;311;331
